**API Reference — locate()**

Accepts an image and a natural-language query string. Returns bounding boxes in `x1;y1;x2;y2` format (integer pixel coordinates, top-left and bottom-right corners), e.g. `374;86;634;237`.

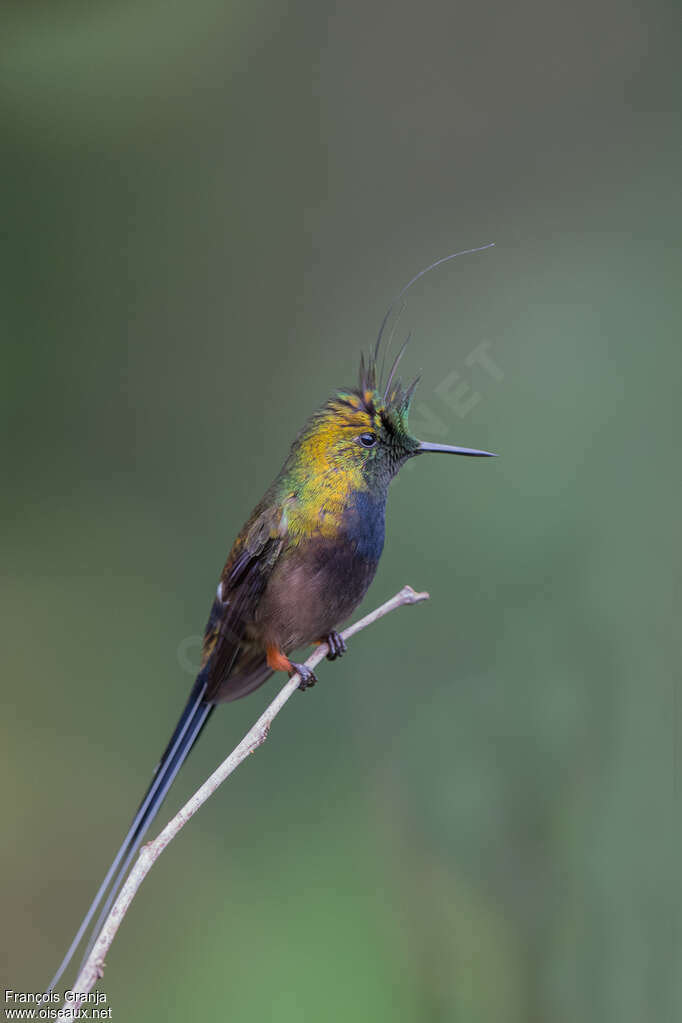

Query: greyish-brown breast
255;532;381;653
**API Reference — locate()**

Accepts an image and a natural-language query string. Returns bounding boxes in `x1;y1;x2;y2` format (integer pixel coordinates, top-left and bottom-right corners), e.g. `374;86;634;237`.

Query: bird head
292;347;495;496
288;246;497;498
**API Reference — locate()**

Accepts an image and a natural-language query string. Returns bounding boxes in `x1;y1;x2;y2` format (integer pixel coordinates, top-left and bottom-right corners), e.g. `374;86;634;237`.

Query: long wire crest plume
358;242;495;411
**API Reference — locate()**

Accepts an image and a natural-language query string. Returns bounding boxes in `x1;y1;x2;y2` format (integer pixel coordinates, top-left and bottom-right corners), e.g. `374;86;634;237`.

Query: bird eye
358;432;377;448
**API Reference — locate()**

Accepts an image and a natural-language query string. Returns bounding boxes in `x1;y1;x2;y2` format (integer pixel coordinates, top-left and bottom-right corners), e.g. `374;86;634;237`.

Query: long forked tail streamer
47;681;214;992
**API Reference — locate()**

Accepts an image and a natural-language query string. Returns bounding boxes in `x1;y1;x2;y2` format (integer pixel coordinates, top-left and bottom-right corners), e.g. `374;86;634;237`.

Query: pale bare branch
60;585;429;1015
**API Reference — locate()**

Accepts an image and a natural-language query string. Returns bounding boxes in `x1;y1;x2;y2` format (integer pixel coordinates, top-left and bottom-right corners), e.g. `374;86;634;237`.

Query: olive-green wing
201;506;285;702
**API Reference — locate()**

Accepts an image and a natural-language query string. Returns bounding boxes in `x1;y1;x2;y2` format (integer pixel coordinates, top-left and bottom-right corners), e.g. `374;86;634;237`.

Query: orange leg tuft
266;643;292;674
266;643;317;691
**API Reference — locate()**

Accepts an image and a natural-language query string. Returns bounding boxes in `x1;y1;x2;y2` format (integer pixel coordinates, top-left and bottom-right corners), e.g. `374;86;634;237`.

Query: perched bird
49;247;496;988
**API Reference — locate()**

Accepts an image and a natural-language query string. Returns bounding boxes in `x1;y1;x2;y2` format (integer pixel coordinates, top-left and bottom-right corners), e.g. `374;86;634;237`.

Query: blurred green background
2;1;681;1020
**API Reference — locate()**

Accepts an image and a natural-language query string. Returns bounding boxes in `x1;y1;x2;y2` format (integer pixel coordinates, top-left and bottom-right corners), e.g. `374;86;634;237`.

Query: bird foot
290;662;317;691
323;631;347;661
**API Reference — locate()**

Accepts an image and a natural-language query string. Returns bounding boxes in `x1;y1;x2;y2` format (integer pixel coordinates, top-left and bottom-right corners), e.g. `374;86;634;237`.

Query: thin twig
61;585;429;1014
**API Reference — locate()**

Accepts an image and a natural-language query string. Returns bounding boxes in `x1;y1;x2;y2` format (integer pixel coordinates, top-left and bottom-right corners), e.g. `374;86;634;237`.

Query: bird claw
291;663;317;691
324;631;347;661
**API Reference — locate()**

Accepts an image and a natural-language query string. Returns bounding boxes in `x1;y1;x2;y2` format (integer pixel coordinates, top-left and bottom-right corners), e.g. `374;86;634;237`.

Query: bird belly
254;536;380;654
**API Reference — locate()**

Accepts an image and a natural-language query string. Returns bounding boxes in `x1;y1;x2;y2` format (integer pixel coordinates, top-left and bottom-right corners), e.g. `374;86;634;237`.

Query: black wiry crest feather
357;335;418;421
357;242;495;419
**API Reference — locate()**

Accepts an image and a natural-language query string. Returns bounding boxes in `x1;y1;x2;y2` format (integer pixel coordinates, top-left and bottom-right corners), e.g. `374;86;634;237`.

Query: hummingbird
49;246;496;988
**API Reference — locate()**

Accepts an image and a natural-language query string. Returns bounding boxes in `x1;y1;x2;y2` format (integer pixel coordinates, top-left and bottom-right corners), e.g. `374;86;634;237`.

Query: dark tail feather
48;677;214;991
75;698;214;971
